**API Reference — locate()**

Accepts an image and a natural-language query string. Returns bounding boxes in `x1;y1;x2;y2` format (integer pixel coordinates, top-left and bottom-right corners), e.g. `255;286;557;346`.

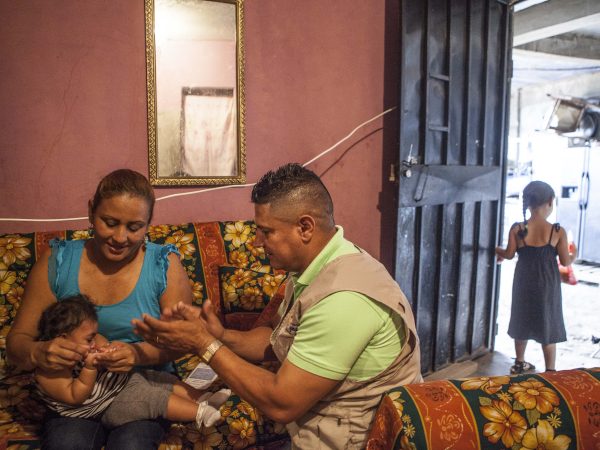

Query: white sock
195;401;222;428
195;389;230;428
207;388;231;408
202;407;223;427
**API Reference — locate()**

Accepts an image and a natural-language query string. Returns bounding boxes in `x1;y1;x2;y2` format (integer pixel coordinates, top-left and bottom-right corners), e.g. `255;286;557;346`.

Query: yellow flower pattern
388;370;581;450
227;417;256;449
388;390;405;417
237;400;260;423
148;224;171;240
220;266;286;314
245;235;265;260
240;286;263;311
190;280;204;302
521;419;571;450
5;285;23;307
229;250;249;268
509;379;560;414
547;413;562;428
221;280;239;306
0;236;31;266
71;230;91;240
461;375;510;395
0;306;9;327
165;230;196;260
229;269;254;289
480;399;527;447
0;263;16;295
259;273;287;297
0;225;291;450
184;425;223;450
223;222;251;248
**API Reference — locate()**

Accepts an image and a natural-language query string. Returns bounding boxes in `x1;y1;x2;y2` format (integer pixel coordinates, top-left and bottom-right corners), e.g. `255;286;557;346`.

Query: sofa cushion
219;266;287;331
0;222;290;449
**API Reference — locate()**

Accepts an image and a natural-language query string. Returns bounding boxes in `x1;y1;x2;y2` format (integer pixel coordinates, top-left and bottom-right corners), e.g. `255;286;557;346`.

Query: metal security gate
395;0;512;375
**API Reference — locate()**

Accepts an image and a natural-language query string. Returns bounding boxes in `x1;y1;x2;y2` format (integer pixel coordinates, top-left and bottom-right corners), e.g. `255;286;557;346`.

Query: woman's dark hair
37;295;98;341
518;180;555;239
90;169;155;222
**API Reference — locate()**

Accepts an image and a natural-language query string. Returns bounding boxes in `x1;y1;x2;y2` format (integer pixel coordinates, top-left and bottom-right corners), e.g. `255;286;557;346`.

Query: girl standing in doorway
496;180;577;374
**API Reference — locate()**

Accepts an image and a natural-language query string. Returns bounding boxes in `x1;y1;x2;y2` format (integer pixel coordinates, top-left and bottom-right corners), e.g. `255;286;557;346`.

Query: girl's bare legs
542;343;556;371
515;339;528;362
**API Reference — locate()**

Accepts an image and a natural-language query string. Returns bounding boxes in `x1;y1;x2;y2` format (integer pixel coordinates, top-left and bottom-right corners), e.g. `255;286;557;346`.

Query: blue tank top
48;239;179;343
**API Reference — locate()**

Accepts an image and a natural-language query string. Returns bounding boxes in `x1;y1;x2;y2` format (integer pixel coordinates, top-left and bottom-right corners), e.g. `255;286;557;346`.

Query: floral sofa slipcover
0;221;291;450
366;367;600;450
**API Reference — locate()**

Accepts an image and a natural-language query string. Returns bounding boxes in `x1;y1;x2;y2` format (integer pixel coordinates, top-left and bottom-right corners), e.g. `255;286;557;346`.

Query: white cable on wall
0;106;396;223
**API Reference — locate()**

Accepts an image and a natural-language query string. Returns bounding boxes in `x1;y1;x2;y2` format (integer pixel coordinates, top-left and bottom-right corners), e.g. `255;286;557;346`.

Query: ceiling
512;0;600;88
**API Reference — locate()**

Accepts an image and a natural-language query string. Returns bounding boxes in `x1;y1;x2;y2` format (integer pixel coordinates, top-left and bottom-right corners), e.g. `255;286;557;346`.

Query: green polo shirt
283;227;404;381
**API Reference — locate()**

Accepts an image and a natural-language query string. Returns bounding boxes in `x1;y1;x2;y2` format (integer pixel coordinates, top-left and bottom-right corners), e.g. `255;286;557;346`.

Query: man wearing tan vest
134;163;422;449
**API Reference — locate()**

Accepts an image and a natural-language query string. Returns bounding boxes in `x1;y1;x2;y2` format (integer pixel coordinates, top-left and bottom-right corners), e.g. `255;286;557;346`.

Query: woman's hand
93;341;138;373
32;337;89;372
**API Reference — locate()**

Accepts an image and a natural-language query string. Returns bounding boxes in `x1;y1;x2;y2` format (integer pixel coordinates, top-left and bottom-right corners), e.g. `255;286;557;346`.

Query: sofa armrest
367;367;600;450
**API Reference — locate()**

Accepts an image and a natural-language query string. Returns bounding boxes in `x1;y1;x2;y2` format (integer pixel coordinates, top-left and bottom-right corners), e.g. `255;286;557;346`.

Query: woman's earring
88;225;94;238
144;234;149;246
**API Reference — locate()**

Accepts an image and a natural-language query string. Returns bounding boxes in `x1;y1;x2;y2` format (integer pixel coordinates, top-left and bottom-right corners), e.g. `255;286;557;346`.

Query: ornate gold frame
144;0;246;186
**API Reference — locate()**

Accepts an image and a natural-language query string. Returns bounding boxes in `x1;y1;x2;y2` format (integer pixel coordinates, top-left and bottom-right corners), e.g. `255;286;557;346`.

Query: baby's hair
519;180;555;239
37;295;98;341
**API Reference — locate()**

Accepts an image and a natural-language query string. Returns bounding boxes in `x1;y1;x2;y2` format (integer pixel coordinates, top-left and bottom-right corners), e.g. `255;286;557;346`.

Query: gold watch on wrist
200;339;224;364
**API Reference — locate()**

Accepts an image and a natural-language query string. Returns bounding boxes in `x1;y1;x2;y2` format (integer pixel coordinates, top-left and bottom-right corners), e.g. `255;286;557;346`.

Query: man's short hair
251;163;334;226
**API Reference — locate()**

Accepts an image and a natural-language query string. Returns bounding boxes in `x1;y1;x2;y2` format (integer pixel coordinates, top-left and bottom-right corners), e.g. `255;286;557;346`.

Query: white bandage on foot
207;388;231;408
195;400;223;428
202;407;223;427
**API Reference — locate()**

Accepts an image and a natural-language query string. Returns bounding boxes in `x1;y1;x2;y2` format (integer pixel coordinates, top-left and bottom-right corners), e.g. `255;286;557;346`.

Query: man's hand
132;302;216;355
161;300;224;340
199;300;225;340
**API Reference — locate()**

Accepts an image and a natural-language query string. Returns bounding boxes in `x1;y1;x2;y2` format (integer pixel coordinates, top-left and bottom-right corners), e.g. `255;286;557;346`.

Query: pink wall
0;1;399;271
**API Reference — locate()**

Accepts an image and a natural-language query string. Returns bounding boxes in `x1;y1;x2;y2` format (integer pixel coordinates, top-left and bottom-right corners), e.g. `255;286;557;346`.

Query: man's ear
297;215;315;243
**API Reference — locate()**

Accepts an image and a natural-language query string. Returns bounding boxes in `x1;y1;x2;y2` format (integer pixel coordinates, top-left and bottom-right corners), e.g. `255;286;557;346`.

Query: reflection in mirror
145;0;245;186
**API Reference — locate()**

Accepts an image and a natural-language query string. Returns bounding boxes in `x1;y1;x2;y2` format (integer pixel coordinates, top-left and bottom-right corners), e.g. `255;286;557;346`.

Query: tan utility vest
270;251;422;449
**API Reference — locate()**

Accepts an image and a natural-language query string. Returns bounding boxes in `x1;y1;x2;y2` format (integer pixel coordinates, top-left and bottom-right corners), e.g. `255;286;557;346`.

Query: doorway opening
495;0;600;371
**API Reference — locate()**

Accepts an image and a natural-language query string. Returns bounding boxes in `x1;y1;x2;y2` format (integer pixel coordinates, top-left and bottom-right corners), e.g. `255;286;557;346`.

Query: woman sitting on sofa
6;168;193;450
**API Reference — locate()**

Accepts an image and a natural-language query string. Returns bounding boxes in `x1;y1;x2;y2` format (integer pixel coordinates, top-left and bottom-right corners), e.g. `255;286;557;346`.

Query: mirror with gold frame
145;0;245;186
